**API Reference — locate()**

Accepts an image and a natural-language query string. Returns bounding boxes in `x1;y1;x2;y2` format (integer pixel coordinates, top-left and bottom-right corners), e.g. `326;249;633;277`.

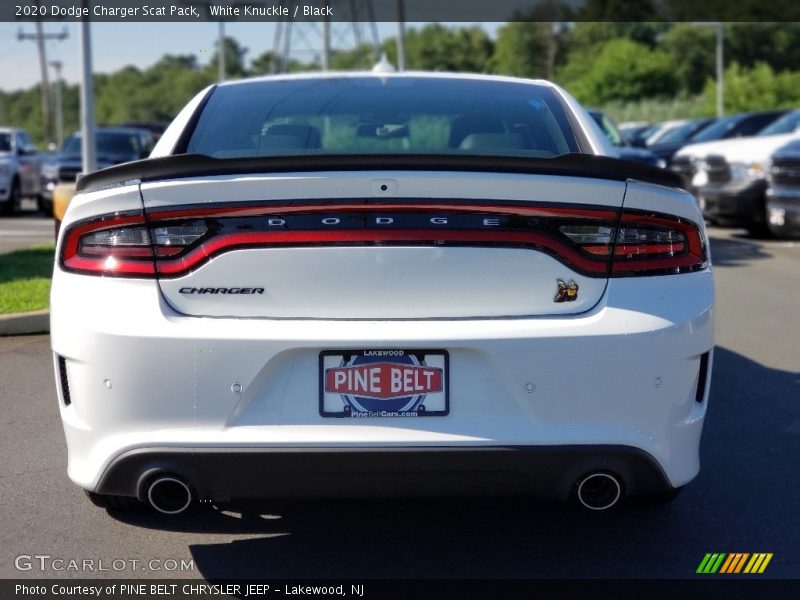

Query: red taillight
559;210;707;275
60;212;207;277
610;210;707;276
59;204;706;278
60;213;156;276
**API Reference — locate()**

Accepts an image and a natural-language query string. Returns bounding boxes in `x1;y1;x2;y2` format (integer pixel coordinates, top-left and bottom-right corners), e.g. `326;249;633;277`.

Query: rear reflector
57;355;71;407
59;202;706;278
695;352;710;403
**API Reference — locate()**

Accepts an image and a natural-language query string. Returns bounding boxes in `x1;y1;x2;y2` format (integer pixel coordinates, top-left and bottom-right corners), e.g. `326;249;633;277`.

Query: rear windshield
184;76;580;159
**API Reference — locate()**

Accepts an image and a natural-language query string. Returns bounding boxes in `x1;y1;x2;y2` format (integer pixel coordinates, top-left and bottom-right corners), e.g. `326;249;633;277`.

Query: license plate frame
319;349;449;418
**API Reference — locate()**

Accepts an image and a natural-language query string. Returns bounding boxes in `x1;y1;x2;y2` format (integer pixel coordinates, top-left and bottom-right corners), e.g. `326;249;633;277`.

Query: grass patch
0;243;55;314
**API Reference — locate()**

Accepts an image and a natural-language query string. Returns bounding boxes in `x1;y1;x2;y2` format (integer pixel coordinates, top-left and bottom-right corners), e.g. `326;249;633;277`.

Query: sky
0;21;501;92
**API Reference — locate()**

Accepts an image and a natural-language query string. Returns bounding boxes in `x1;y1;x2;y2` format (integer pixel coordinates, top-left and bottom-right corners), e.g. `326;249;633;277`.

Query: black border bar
7;1;800;23
3;579;799;600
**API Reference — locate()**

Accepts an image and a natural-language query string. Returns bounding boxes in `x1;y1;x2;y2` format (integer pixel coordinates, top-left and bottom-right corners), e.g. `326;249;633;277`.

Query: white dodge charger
51;73;714;513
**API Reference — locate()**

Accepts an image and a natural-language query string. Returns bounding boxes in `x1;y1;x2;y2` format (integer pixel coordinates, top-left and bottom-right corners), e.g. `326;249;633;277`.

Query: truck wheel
1;180;21;215
745;199;773;238
37;194;52;215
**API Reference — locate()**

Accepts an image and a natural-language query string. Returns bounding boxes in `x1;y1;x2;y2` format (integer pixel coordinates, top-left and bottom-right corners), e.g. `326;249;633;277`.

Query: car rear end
51;74;714;512
698;154;770;228
767;142;800;237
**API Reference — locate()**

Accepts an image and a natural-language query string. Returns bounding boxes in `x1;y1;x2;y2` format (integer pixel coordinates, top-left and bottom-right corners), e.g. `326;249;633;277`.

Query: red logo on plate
325;363;443;400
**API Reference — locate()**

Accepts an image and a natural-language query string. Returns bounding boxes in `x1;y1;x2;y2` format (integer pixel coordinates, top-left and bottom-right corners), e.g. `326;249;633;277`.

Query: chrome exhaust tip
147;476;192;514
576;472;622;511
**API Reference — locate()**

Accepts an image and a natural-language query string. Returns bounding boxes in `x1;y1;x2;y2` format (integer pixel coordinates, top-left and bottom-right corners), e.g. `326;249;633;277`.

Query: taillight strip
153;229;610;277
147;202;619;222
59;202;708;279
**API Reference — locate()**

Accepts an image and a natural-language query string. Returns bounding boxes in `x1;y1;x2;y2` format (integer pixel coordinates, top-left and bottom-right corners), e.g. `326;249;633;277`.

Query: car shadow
106;346;800;579
708;236;772;268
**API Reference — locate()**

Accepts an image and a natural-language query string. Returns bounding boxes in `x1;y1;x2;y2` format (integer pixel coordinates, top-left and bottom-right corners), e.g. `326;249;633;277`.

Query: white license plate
320;349;449;418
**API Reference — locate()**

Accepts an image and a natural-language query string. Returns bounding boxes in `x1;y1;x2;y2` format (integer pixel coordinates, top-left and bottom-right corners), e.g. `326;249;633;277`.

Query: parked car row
616;110;800;237
672;110;800;237
0;123;166;217
592;110;786;172
39;126;157;214
0;127;41;214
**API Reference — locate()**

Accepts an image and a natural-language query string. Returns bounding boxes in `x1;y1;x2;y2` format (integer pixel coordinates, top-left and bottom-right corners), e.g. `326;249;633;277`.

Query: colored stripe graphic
744;553;773;574
697;553;727;574
696;554;713;573
720;553;750;574
719;554;736;574
733;553;750;574
699;553;773;575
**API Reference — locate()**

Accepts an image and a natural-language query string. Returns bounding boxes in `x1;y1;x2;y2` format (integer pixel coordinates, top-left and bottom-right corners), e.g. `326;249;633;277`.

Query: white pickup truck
0;127;41;215
672;110;800;233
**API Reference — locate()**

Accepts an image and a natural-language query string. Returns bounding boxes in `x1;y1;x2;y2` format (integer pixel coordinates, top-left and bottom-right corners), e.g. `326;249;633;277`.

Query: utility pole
80;18;96;175
692;22;725;118
17;23;69;145
395;0;406;71
218;21;226;82
49;60;64;148
716;22;724;117
322;18;330;71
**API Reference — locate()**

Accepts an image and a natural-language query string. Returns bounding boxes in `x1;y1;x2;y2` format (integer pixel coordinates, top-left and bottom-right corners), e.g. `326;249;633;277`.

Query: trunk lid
141;171;625;319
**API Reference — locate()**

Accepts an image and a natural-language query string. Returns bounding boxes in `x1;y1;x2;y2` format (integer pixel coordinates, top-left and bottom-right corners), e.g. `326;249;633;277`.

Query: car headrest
448;116;505;148
458;133;526;152
258;124;322;152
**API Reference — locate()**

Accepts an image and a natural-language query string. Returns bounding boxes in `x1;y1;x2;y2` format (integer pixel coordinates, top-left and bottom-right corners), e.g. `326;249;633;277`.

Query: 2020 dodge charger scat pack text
51;73;714;513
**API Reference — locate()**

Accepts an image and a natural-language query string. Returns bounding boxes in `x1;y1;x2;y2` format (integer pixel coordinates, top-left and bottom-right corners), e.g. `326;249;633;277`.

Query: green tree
396;24;494;72
660;24;716;95
559;38;678;105
491;22;553;79
209;36;248;79
330;44;377;70
725;23;800;73
700;61;800;114
249;51;279;75
565;22;667;54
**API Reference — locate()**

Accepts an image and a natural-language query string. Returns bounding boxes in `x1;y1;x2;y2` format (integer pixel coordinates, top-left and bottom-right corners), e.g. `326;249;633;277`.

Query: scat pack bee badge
554;279;579;303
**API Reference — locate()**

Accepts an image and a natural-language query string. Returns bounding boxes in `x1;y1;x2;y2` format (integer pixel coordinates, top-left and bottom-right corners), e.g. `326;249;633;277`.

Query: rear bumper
51;269;714;497
766;187;800;236
96;445;674;502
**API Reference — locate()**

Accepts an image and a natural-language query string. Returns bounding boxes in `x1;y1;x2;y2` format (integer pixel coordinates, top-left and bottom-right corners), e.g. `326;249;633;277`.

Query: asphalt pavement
0;226;798;583
0;200;54;254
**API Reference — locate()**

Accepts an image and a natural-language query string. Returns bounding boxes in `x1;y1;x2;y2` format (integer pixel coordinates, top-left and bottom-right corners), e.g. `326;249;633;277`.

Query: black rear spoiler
76;153;683;194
